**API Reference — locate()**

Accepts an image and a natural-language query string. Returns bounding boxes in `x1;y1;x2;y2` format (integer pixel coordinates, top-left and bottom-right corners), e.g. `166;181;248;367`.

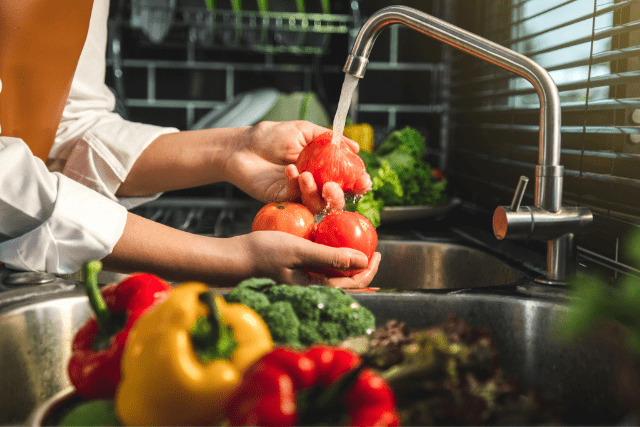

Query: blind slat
526;20;640;57
453;122;640;134
509;0;579;28
458;141;640;160
451;71;640;101
506;0;635;46
452;97;640;114
451;20;640;77
452;45;640;88
455;147;640;189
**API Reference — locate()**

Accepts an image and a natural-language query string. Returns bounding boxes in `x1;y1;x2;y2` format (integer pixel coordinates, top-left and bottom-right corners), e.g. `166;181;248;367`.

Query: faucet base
534;276;567;286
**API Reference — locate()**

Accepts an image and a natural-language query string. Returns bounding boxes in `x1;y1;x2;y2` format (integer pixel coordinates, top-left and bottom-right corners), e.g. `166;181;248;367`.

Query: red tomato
311;211;378;277
295;131;367;195
252;202;316;240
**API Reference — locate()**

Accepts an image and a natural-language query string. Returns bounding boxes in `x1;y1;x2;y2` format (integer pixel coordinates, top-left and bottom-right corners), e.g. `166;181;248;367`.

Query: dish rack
130;196;263;237
123;0;358;55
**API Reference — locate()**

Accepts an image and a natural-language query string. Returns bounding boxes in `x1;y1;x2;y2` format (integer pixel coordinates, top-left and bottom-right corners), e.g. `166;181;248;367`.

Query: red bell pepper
225;345;401;427
67;261;172;400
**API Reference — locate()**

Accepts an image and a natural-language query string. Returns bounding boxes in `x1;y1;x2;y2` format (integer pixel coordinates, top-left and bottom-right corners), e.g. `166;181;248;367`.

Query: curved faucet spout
345;6;592;284
344;5;562;212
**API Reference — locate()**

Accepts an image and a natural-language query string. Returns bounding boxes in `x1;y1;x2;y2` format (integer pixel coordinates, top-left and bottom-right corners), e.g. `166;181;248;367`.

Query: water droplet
344;193;363;206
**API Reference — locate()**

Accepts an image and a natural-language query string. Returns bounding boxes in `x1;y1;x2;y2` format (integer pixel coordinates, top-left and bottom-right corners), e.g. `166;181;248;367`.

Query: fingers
300;241;369;271
299;171;324;213
294;238;379;289
298;172;347;214
283;164;302;202
326;252;381;289
297;121;331;145
342;136;360;154
321;182;346;212
353;172;373;195
247;226;380;290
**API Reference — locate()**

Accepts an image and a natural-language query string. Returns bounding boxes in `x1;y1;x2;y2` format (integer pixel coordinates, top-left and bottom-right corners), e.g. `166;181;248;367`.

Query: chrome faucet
344;5;592;284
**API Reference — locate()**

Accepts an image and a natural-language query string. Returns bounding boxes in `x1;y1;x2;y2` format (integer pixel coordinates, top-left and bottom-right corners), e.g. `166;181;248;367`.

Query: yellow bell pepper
115;282;273;426
343;123;375;153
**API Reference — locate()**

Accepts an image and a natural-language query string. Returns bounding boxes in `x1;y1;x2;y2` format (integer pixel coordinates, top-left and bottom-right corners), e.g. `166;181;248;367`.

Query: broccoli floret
259;301;301;347
313;286;355;319
225;286;271;314
299;319;323;346
314;286;376;337
317;321;346;344
266;285;327;322
340;305;376;337
225;280;376;347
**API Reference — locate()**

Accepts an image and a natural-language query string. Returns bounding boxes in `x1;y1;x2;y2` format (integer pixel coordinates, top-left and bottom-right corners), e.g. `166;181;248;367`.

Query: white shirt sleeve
50;0;179;210
0;0;178;274
0;137;127;274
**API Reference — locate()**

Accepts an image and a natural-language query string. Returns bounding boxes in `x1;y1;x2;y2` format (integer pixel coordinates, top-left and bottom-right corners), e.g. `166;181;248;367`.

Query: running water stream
327;73;365;212
331;74;360;145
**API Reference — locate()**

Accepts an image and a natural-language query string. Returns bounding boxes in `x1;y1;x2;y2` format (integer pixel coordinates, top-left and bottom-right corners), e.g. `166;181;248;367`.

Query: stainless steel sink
0;288;89;426
371;239;524;289
357;291;637;425
0;237;634;425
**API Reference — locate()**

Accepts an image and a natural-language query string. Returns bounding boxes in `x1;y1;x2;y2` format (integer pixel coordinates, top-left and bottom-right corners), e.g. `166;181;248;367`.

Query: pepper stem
298;362;368;426
191;291;237;362
82;260;111;334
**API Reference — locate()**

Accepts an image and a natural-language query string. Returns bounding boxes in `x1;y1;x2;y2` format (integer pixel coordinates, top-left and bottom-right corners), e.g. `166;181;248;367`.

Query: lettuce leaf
351;127;447;226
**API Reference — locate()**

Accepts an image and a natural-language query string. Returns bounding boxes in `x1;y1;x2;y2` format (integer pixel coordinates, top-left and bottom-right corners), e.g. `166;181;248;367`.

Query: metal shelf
127;3;354;55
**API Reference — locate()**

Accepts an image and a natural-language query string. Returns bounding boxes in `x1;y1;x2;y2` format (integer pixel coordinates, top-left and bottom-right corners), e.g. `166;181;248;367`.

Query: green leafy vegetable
225;279;376;348
347;126;447;226
561;230;640;359
376;127;426;160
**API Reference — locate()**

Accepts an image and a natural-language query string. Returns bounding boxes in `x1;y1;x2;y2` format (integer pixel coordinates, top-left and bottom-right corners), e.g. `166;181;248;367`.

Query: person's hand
225;121;372;214
233;231;381;289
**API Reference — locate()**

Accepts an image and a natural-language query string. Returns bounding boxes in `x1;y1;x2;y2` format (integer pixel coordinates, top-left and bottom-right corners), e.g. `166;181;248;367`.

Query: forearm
100;212;375;288
115;127;248;197
101;212;253;286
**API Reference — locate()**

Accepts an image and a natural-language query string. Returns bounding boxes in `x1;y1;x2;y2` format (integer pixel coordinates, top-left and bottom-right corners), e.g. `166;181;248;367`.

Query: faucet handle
510;176;529;212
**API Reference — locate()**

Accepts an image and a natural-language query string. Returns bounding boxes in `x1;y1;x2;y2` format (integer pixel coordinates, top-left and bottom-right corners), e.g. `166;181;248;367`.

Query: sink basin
371;239;524;289
1;280;636;425
358;291;637;425
0;235;633;425
0;289;89;425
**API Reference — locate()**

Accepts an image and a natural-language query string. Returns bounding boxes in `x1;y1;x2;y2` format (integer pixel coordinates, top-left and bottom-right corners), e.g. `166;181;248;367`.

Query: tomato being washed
296;131;368;196
311;210;378;277
252;202;316;240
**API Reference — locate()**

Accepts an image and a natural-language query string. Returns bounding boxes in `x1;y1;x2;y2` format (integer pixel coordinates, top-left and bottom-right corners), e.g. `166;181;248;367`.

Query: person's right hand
231;231;381;289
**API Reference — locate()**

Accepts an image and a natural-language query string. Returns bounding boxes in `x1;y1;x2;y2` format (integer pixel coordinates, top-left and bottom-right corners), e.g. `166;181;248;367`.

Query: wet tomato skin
252;202;316;240
311;211;378;277
295;131;367;195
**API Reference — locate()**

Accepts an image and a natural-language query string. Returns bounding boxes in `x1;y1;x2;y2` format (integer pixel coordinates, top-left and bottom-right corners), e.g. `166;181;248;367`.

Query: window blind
449;0;640;268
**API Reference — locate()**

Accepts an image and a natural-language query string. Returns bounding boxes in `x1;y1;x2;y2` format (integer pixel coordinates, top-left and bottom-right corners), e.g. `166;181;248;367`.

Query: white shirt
0;0;179;274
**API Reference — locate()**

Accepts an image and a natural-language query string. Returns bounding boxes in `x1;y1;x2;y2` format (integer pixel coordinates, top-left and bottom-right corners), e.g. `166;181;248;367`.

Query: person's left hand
226;121;372;214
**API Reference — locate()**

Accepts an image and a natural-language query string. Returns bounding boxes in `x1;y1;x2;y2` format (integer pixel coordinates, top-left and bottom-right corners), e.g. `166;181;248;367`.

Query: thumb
299;241;369;271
